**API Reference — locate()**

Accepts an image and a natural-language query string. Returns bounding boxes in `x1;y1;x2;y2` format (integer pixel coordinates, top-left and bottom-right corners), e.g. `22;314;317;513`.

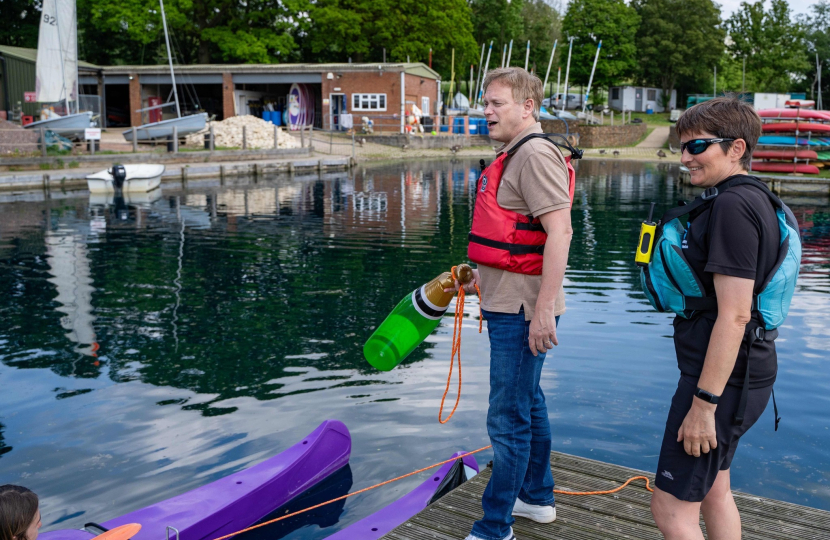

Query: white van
542;93;584;110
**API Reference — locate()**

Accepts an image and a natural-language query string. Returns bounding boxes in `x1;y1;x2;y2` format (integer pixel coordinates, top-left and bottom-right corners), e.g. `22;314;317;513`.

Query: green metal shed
0;45;99;118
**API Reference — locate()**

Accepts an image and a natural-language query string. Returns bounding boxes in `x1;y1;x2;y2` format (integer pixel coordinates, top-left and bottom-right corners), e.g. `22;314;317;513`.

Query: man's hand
528;305;558;356
677;398;718;457
444;268;480;294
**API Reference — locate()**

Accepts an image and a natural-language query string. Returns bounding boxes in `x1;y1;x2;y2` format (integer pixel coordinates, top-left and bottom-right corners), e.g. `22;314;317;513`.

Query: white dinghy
86;164;165;193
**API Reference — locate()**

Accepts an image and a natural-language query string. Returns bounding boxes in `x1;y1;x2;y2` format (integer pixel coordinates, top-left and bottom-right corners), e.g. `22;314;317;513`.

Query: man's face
482;81;534;143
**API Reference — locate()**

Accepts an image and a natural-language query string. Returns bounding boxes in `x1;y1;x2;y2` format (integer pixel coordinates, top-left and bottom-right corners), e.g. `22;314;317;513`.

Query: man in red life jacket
452;68;573;540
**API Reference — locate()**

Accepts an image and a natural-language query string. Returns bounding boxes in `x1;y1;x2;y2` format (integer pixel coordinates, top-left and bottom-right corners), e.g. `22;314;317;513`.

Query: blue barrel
440;124;449;133
468;120;477;135
263;111;272;123
453;117;464;134
272;110;282;126
478;118;488;135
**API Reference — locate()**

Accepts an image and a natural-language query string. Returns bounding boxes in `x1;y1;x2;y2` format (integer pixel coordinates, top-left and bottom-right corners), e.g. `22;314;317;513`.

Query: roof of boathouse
101;62;441;80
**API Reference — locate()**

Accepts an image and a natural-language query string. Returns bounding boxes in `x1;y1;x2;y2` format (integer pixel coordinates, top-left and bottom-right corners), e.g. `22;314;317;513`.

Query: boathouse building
0;47;441;133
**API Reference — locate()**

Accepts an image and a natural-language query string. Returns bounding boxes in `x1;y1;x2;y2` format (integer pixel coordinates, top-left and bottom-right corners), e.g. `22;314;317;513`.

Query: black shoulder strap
658;175;786;227
506;133;583;161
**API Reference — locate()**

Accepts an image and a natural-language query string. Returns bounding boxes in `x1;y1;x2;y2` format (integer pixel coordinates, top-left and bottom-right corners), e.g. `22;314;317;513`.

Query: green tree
797;0;830;100
518;0;562;75
470;0;525;64
78;0;309;65
561;0;640;89
0;0;40;48
304;0;478;80
725;0;810;92
634;0;724;106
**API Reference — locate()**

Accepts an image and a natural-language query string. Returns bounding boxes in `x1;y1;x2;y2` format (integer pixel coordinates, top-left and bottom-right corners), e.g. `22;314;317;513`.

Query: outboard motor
111;164;127;190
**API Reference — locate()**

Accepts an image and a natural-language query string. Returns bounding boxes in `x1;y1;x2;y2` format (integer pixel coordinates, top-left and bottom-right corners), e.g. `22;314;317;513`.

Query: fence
0;122;310;158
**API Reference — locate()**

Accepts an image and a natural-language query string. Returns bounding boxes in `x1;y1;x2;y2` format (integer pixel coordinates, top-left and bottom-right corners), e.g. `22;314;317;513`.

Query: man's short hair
675;95;762;169
482;68;543;121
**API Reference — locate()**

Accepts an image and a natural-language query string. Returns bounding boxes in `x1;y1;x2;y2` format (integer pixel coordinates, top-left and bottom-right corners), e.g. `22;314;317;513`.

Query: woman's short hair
676;95;762;169
0;485;39;540
482;68;543;121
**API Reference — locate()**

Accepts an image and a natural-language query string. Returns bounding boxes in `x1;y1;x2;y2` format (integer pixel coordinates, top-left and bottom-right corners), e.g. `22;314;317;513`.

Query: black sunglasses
680;138;736;155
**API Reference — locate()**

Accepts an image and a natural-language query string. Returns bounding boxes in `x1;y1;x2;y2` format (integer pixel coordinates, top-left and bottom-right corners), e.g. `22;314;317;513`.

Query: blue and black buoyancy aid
640;175;802;429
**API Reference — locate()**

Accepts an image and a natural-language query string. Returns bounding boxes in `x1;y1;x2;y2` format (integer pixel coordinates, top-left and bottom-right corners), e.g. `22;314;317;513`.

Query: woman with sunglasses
649;97;782;540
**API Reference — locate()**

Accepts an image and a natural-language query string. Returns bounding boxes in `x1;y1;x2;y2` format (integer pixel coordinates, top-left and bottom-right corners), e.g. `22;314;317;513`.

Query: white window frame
647;89;657;101
352;93;387;111
421;96;430;115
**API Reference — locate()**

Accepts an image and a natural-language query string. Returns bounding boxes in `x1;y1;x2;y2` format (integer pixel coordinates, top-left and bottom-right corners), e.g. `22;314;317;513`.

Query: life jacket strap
683;296;718;312
732;325;778;427
468;232;545;255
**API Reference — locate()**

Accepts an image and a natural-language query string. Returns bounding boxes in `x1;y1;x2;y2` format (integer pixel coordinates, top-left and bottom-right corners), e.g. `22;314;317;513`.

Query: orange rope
554;475;653;495
209;445;493;540
439;266;482;424
208;445;652;540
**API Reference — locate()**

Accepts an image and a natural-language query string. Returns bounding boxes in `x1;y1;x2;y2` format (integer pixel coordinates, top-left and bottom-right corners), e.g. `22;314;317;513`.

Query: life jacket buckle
701;187;719;200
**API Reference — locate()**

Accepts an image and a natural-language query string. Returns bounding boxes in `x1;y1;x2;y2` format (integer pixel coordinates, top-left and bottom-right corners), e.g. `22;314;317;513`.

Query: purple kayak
41;420;351;540
325;451;479;540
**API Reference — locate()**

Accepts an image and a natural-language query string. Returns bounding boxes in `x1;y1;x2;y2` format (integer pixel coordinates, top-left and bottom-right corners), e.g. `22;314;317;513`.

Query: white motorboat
86;164;165;193
88;188;163;206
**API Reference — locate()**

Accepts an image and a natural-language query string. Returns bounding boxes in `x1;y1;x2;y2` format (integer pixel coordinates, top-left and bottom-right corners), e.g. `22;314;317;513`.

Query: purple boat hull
41;420;351;540
325;452;479;540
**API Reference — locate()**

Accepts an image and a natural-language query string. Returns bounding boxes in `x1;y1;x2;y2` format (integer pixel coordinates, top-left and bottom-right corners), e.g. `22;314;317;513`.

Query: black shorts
654;374;772;502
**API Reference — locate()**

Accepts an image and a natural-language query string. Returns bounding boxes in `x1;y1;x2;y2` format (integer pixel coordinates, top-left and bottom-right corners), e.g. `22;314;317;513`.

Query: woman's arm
677;273;754;457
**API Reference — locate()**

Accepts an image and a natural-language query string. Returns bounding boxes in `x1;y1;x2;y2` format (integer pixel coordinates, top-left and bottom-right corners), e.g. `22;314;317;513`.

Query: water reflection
0;158;829;535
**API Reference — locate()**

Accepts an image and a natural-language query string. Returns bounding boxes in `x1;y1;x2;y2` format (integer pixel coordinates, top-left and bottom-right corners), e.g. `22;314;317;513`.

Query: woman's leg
700;469;740;540
650;486;704;540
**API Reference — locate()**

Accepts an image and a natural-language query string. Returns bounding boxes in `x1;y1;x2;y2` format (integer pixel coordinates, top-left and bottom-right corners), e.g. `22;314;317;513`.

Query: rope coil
438;266;482;424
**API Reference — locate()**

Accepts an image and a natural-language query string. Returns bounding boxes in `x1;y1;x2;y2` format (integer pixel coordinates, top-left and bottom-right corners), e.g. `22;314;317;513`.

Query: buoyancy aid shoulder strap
506;133;584;161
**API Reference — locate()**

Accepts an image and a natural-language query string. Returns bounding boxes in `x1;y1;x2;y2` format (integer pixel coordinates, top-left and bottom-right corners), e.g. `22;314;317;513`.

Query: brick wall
320;69;439;132
222;73;234;120
129;74;141;127
575;124;647;148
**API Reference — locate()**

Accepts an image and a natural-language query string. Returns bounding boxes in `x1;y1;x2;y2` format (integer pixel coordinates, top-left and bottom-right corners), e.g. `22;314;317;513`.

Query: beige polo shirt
477;122;571;321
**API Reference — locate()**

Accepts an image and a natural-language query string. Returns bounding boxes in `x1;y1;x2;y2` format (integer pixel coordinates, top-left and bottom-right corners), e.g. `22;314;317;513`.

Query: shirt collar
496;122;543;156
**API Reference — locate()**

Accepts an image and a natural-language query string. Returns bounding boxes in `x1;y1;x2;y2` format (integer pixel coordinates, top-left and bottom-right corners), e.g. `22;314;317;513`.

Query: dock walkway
383;451;830;540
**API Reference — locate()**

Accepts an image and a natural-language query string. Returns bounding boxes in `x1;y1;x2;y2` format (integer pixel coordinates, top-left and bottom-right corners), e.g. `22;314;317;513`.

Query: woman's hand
444;268;480;294
677;398;718;457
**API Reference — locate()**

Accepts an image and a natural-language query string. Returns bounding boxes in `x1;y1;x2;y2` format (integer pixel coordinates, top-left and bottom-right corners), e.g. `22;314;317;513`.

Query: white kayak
86;164;165;193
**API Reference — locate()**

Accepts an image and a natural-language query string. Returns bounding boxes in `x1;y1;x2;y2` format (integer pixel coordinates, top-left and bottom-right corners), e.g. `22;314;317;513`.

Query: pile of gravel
0;119;40;155
185;115;300;149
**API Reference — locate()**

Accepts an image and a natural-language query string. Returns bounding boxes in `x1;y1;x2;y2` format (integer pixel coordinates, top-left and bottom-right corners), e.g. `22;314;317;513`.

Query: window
647;89;657;101
421;96;430;115
612;88;620;100
352;93;387;111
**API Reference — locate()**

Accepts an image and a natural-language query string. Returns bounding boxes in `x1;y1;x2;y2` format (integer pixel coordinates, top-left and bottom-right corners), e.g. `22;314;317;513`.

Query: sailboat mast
73;0;79;114
159;0;181;118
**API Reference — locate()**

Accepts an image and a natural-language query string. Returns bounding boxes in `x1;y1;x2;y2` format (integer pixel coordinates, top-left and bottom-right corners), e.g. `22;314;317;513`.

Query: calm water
1;159;829;538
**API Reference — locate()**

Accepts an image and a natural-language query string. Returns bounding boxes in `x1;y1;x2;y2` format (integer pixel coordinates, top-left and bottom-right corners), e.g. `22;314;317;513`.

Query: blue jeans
470;309;558;540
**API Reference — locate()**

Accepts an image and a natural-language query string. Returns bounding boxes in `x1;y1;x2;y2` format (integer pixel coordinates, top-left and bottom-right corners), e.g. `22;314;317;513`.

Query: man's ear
524;98;534;118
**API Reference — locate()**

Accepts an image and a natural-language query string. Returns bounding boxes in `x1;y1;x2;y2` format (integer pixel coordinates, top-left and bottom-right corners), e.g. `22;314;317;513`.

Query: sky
717;0;815;18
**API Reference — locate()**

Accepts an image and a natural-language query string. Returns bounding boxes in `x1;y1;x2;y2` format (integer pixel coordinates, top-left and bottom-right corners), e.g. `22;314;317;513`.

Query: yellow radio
635;203;657;266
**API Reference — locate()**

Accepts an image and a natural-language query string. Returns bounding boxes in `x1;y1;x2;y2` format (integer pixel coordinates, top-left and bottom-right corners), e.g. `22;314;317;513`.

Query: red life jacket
467;134;577;276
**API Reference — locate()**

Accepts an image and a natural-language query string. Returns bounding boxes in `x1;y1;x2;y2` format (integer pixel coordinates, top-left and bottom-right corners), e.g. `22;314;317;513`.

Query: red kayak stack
755;104;827;175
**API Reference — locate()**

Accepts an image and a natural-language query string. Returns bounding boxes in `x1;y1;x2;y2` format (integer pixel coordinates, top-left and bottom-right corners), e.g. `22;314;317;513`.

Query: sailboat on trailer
24;0;93;136
123;0;207;142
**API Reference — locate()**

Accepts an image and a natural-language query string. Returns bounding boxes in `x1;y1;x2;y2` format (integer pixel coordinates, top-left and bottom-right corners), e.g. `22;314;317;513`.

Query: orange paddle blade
93;524;141;540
